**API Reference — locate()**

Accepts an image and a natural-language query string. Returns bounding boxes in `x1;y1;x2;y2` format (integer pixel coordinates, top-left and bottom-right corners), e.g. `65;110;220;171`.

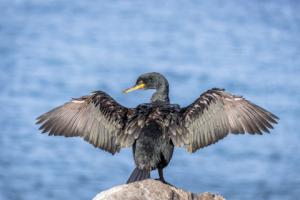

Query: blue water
1;1;300;200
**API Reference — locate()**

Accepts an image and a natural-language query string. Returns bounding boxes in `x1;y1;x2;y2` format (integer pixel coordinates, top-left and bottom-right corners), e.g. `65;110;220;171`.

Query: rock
93;179;225;200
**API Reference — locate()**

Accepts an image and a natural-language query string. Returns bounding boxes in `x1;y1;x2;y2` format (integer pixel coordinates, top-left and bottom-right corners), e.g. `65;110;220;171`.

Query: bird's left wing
171;88;279;153
36;91;134;154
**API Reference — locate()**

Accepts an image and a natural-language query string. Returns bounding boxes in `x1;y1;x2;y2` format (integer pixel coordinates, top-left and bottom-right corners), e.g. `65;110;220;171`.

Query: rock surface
93;179;225;200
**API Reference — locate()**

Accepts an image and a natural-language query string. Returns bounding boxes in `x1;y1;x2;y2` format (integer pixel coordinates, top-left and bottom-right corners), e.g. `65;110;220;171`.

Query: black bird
36;72;278;184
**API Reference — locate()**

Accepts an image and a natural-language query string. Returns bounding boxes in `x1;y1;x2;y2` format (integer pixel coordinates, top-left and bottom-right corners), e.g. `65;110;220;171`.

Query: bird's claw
155;178;174;187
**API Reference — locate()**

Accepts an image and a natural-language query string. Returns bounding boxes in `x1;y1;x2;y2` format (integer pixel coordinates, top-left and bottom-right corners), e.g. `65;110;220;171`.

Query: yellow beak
123;83;145;93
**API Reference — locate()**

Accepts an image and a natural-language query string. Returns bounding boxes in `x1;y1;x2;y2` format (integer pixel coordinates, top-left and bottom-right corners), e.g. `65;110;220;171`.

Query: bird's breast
124;103;181;138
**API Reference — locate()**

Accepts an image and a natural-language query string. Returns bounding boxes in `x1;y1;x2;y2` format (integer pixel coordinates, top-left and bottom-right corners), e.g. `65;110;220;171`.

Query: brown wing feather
36;91;134;154
178;88;279;153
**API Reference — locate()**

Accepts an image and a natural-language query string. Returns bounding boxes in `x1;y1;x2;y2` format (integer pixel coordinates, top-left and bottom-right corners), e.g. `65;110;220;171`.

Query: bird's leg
157;168;173;186
158;167;165;182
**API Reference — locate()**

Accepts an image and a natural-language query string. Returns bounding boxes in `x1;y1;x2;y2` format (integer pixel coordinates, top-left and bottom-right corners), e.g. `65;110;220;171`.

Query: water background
1;1;300;200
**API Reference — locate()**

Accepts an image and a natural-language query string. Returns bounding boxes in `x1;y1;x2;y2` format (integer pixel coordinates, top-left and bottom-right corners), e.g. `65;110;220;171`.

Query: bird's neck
151;84;169;103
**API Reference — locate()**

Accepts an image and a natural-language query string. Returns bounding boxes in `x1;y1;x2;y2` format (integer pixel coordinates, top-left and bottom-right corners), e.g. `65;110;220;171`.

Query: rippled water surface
1;1;300;200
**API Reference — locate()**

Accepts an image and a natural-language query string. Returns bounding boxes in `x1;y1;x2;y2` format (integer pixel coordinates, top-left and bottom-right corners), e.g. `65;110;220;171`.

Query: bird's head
123;72;168;93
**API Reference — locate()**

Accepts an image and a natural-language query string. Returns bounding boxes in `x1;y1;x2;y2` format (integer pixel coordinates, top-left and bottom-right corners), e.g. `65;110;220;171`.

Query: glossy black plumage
36;72;279;184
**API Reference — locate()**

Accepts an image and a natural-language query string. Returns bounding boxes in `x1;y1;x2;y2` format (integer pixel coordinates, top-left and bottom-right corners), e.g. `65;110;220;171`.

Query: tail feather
127;168;150;184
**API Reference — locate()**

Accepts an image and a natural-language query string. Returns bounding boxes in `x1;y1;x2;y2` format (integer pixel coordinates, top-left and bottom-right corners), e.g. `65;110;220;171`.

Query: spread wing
176;88;279;153
36;91;134;154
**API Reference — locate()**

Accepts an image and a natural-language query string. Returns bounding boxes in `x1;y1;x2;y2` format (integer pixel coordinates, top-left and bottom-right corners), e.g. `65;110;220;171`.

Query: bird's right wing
36;91;135;154
172;88;279;153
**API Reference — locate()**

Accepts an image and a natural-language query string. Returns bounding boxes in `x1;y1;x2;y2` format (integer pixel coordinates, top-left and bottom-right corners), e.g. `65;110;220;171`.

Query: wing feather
177;88;279;153
36;91;134;154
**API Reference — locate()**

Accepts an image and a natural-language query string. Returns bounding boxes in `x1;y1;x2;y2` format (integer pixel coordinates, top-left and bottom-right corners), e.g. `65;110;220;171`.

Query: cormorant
36;72;278;184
